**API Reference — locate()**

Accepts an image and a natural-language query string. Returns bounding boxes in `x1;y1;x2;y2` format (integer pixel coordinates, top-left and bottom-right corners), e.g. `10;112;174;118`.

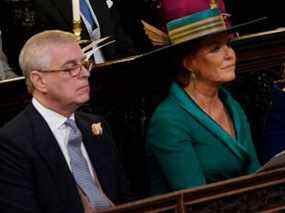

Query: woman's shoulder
151;96;186;121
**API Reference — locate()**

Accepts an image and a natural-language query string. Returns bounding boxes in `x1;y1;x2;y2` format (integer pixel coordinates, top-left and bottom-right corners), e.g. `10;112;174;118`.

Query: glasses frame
36;60;95;77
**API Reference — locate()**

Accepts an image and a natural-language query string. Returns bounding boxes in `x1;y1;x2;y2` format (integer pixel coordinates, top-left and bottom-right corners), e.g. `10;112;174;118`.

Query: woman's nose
224;45;235;59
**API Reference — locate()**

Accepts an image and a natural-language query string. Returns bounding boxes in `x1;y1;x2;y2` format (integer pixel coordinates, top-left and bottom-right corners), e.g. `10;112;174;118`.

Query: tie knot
65;118;77;129
65;118;82;147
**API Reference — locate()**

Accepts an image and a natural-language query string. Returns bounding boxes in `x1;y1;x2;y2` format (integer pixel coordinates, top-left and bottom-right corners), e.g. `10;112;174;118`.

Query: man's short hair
19;30;78;93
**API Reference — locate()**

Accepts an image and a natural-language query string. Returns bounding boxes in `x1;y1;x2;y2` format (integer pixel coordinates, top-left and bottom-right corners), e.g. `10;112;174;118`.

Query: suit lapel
170;83;250;161
27;104;83;211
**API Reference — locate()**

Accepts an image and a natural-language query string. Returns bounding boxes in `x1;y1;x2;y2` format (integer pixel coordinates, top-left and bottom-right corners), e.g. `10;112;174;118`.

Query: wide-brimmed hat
141;0;266;54
95;1;267;69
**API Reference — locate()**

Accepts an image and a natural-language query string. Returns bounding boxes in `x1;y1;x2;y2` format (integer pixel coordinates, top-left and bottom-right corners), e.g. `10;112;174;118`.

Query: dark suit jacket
0;103;129;213
0;0;134;74
32;0;134;58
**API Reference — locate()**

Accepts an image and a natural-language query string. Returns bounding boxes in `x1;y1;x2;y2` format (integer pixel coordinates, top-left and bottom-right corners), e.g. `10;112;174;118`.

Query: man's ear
30;70;48;93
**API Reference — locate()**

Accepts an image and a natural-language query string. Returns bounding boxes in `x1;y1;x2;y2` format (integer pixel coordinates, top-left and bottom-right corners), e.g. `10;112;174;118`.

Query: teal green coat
146;83;260;195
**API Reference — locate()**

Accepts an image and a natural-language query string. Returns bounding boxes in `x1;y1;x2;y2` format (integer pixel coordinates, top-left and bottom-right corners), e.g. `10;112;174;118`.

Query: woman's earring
189;68;196;80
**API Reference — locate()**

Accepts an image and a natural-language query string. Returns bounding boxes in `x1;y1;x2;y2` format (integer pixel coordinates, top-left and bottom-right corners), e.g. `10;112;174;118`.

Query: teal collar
169;82;250;161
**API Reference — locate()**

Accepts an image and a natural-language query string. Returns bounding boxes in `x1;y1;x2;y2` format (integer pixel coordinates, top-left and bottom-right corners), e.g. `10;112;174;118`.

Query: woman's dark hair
173;41;201;88
175;65;192;88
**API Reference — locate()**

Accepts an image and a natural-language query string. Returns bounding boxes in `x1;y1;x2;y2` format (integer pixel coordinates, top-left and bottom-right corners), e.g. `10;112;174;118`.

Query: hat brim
95;17;268;70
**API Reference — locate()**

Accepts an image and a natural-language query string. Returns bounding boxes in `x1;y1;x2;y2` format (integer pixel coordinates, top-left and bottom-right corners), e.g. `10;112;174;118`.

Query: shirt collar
32;97;75;131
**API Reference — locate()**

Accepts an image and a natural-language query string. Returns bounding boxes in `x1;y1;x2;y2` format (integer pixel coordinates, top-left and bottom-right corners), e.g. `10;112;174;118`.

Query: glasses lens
70;65;81;76
69;60;93;77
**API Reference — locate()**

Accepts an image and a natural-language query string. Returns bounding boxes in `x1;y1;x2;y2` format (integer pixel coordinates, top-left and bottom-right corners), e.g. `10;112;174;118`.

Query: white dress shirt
32;98;95;179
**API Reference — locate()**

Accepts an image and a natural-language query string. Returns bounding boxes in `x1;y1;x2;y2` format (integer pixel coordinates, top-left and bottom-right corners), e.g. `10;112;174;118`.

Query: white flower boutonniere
91;122;103;136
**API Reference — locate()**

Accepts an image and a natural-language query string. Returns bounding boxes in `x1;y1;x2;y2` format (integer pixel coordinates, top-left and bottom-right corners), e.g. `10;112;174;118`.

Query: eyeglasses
36;60;95;77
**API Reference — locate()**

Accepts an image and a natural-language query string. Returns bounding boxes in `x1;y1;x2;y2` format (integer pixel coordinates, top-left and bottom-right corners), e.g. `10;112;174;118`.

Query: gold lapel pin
91;122;103;136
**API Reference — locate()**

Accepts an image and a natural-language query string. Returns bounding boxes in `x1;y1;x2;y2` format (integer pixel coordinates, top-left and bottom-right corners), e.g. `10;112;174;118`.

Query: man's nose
80;66;90;77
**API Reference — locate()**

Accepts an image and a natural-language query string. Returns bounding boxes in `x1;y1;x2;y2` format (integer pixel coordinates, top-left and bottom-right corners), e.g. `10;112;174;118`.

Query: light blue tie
80;0;97;30
65;118;110;209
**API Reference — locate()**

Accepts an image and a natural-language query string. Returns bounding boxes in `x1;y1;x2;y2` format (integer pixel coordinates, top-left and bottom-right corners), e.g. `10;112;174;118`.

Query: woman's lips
222;64;235;71
222;64;235;69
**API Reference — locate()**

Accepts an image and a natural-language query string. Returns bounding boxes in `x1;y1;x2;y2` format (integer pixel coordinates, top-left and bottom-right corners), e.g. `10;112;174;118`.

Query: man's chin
77;94;90;105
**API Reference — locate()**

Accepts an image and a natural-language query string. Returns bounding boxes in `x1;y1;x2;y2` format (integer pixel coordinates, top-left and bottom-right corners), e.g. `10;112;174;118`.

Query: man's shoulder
0;104;35;137
0;105;36;154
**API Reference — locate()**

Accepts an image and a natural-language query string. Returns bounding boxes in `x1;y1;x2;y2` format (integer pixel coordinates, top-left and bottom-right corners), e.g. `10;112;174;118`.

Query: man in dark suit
33;0;135;59
0;30;129;212
0;0;135;74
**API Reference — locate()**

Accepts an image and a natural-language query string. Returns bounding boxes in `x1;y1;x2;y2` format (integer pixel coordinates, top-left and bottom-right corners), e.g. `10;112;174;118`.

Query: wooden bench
99;167;285;212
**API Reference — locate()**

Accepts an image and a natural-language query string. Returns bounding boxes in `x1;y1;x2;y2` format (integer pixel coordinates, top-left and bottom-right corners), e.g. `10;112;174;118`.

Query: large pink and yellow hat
142;0;266;49
165;0;229;44
96;1;266;68
167;7;227;44
161;0;228;23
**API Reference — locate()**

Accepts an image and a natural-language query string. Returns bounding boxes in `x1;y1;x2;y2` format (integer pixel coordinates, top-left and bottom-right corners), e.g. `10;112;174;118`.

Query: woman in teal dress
146;0;261;196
